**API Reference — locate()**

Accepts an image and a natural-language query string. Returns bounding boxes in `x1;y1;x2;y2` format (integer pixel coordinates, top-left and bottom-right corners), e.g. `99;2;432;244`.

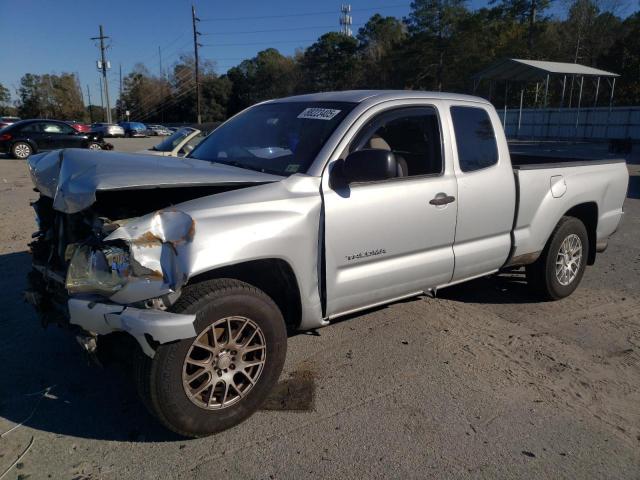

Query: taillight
0;133;12;141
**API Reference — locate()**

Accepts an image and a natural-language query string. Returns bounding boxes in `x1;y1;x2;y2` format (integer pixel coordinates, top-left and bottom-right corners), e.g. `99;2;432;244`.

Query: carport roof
473;58;619;82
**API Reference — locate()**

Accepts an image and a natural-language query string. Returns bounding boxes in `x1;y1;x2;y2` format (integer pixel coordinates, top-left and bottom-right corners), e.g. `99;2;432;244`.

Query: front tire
526;216;588;300
87;142;102;150
11;142;32;159
135;279;287;437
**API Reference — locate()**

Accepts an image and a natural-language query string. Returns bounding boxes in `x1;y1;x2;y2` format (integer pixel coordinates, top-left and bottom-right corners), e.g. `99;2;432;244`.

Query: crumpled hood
27;148;283;213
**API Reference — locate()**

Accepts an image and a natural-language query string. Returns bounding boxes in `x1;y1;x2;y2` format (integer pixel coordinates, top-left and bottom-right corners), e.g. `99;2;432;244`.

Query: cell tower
340;4;352;36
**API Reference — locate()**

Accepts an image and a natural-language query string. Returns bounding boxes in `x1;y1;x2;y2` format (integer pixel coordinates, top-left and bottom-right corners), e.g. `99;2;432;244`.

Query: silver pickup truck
26;90;628;437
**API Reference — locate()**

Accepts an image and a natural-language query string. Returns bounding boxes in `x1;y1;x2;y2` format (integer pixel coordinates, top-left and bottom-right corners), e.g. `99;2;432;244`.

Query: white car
147;124;172;136
138;127;203;157
90;123;125;138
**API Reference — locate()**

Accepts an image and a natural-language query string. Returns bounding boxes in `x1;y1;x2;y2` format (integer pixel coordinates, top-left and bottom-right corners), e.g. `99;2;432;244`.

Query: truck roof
269;90;490;105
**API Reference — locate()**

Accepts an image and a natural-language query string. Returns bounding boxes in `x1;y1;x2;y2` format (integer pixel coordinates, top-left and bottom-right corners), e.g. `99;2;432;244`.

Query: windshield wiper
215;160;282;176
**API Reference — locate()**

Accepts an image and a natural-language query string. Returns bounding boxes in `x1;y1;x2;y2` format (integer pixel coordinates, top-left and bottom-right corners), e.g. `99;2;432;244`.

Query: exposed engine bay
27;185;243;328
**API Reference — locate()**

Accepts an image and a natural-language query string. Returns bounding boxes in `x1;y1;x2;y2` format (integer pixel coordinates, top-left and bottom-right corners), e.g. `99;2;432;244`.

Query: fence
499;106;640;140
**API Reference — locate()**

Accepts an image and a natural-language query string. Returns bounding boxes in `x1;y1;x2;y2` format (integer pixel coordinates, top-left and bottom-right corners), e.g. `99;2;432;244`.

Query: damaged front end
27;197;198;357
25;149;282;357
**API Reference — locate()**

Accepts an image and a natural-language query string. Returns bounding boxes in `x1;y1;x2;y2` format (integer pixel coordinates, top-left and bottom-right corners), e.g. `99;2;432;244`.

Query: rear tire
526;216;588;300
135;278;287;437
87;142;102;150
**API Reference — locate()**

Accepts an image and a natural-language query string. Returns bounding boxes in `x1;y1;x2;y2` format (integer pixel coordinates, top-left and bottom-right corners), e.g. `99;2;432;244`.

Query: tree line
1;0;638;124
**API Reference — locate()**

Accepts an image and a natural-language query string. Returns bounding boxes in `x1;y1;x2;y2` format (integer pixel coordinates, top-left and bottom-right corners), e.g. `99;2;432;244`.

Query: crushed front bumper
67;299;197;357
26;269;197;358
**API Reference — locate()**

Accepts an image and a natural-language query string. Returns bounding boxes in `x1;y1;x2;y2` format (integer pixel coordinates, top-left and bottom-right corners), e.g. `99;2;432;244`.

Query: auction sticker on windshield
297;108;341;120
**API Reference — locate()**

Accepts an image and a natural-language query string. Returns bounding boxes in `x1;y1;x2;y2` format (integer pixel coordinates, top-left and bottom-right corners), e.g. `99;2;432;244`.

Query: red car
0;116;21;129
67;121;91;133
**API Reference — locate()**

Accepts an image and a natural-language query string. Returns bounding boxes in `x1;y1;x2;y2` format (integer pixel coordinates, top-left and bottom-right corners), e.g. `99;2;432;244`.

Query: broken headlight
66;244;131;296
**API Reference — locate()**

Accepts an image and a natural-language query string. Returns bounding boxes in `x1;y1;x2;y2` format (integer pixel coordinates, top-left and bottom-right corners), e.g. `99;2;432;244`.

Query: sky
0;0;637;106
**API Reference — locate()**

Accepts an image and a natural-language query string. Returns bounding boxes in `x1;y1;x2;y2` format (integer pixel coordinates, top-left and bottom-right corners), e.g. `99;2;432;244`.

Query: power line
119;58;195;117
125;78;194;119
199;3;410;21
128;38;193;73
200;24;363;35
124;33;189;70
136;84;198;121
201;39;318;47
124;65;195;118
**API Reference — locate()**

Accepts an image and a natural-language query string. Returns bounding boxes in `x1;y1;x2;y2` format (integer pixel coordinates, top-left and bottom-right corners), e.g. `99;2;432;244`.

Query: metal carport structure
472;58;619;137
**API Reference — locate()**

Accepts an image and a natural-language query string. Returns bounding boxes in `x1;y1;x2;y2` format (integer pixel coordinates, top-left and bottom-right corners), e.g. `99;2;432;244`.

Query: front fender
105;174;325;329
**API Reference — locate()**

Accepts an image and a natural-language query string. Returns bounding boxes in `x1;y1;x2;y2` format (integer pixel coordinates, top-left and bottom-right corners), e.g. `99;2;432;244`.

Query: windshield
154;127;197;152
188;101;355;176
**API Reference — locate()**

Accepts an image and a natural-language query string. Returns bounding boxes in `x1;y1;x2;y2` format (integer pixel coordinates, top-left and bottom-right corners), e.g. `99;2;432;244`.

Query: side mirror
334;149;398;185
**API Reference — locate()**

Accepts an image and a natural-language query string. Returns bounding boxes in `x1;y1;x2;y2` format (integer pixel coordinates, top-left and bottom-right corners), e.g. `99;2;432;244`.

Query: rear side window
450;106;498;172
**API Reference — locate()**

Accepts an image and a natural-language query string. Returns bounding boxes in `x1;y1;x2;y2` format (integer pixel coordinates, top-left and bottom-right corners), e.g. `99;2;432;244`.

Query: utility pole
159;46;163;77
87;84;93;123
119;63;123;121
192;4;202;124
527;0;537;52
92;25;112;123
98;76;105;121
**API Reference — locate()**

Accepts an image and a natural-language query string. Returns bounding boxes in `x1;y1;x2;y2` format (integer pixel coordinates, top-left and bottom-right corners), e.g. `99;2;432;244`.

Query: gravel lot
0;139;639;479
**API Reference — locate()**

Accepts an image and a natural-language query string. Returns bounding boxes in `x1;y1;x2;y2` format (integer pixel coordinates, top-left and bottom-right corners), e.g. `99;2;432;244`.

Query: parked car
138;127;204;157
119;121;148;137
0;119;106;158
90;123;125;138
147;124;172;136
0;116;21;129
25;91;628;437
67;121;91;133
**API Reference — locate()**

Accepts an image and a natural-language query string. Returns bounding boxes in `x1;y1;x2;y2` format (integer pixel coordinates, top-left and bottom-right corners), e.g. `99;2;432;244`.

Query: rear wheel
11;142;32;159
526;216;588;300
135;278;287;437
87;142;102;150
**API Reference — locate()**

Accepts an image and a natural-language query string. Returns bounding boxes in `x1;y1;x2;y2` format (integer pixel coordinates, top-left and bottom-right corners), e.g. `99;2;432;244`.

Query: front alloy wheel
134;278;287;437
182;316;266;410
12;142;32;159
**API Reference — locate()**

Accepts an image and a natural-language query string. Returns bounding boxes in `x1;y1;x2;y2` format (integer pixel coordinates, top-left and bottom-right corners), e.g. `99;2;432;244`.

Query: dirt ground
0;141;638;479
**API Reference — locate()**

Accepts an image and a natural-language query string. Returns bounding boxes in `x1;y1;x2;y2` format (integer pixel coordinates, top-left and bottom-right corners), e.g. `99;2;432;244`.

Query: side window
43;122;74;134
450;106;498;172
350;107;443;178
42;123;63;134
19;123;42;133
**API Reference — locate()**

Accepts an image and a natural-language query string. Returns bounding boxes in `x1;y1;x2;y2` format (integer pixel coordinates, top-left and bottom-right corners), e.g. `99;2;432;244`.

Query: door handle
429;193;456;206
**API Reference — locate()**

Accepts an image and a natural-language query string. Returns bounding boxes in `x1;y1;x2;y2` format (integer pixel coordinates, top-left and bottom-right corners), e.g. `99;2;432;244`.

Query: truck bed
510;152;626;170
508;154;628;265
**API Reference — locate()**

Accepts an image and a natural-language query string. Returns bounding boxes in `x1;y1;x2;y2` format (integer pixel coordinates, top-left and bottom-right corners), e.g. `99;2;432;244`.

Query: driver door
322;105;457;317
41;122;80;149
